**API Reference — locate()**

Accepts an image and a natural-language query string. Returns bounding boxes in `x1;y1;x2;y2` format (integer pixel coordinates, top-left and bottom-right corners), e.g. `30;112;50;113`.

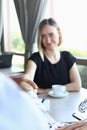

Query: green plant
12;32;25;52
78;65;87;89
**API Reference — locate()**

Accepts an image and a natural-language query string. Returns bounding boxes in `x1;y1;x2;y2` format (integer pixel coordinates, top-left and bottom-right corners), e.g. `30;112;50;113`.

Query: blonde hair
37;18;63;61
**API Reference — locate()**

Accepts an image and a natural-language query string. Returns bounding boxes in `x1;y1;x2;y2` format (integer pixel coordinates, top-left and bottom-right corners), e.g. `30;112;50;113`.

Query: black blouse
28;51;76;89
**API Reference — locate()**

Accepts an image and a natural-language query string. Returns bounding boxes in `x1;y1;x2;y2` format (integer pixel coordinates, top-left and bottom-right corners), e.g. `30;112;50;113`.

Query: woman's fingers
20;81;34;91
55;121;87;130
20;79;38;92
25;79;38;89
74;121;87;130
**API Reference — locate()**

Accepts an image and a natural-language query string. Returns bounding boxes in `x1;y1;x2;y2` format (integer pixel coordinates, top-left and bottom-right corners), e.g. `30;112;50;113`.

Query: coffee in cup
52;84;66;96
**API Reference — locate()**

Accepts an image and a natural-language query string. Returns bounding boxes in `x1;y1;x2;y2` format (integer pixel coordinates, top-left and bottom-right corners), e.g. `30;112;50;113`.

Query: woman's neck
44;49;60;64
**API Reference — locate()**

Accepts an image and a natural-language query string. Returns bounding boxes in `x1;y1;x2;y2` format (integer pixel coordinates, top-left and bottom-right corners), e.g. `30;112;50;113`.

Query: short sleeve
63;51;76;70
27;52;42;66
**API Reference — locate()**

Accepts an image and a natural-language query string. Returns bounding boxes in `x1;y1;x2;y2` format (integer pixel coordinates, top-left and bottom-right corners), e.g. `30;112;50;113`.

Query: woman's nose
46;36;51;42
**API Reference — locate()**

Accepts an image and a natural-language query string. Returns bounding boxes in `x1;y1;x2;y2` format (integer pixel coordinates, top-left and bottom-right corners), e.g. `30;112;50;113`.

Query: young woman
20;18;81;93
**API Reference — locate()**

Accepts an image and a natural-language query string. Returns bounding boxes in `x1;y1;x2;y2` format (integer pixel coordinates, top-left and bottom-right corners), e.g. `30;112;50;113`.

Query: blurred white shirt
0;73;49;130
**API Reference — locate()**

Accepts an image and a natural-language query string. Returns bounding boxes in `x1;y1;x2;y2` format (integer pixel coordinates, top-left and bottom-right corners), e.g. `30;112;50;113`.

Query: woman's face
40;25;60;50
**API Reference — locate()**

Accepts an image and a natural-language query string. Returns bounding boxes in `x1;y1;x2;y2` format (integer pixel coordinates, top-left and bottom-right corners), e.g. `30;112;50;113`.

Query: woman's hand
55;120;87;130
20;79;38;93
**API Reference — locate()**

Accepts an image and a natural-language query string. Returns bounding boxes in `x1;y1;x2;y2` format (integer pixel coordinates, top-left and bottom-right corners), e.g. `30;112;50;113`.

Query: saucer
48;90;69;98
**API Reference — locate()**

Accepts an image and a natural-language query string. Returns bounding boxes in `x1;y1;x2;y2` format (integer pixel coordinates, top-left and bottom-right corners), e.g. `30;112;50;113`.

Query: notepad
72;98;87;120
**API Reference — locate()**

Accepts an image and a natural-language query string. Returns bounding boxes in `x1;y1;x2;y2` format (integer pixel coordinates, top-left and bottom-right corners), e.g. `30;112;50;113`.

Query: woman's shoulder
60;51;76;68
27;52;42;65
30;52;40;58
61;51;76;59
61;50;72;55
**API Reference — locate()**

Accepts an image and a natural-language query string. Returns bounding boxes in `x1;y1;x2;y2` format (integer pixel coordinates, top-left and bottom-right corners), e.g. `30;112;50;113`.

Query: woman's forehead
40;25;58;34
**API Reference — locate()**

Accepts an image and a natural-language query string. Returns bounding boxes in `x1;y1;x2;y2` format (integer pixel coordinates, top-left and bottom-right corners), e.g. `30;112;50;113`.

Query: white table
0;66;24;76
38;88;87;122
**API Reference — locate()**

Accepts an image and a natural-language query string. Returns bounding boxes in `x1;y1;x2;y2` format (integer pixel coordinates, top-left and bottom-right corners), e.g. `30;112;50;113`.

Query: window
2;0;87;69
2;0;24;68
45;0;87;58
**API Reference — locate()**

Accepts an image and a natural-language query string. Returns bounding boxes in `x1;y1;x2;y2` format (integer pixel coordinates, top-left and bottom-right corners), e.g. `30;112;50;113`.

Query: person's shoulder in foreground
0;73;49;130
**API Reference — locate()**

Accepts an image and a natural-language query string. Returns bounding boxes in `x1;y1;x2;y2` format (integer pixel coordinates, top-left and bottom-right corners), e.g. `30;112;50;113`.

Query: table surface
38;88;87;122
0;66;24;76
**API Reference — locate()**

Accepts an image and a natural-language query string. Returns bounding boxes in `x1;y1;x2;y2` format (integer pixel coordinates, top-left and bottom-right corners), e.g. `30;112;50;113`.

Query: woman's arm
20;60;37;92
65;63;82;92
20;59;51;94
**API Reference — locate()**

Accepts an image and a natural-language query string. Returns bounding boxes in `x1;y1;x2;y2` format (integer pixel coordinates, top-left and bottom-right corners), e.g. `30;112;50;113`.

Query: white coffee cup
52;84;66;96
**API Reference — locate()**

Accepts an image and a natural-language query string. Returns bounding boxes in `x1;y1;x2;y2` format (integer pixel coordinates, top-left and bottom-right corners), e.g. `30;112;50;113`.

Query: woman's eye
41;35;46;39
49;33;55;38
